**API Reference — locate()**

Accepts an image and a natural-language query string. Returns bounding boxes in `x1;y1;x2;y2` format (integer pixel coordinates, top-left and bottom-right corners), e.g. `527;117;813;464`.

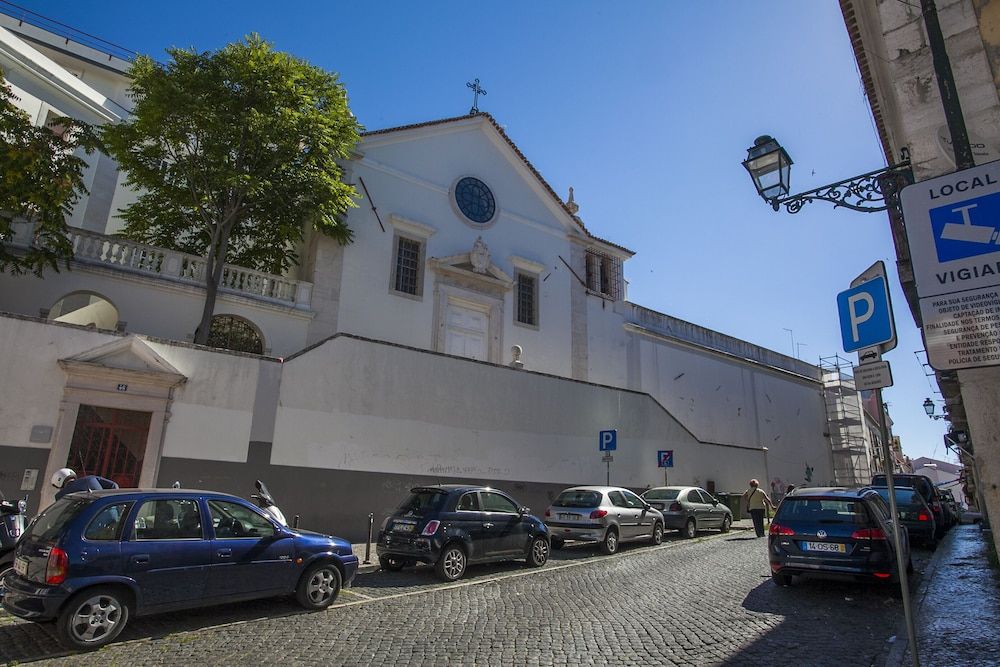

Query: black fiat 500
376;485;550;581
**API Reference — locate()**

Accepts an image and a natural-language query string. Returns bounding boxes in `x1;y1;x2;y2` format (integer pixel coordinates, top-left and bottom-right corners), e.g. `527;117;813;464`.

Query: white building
1;13;841;537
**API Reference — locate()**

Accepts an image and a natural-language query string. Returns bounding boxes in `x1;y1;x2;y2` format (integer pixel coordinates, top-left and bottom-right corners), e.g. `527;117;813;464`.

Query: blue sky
8;1;953;464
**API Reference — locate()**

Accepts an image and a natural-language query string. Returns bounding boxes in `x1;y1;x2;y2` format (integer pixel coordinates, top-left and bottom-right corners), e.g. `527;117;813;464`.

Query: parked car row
374;483;736;583
768;474;956;589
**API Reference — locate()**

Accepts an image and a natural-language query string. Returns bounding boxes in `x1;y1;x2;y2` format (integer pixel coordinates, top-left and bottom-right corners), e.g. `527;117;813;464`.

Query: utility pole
920;0;974;169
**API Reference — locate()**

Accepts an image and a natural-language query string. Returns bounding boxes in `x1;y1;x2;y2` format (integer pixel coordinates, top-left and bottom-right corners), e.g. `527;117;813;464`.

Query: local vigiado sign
902;160;1000;370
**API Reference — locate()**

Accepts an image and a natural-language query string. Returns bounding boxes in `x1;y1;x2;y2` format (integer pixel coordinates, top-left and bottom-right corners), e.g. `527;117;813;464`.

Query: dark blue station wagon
1;489;358;650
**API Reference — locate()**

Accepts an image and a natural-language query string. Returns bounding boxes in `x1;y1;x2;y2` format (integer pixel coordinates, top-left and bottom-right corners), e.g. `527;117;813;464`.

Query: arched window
48;291;119;330
207;315;264;354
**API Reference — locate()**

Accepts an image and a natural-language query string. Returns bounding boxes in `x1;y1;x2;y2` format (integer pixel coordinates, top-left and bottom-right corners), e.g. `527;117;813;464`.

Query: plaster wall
273;334;765;494
324;121;577;376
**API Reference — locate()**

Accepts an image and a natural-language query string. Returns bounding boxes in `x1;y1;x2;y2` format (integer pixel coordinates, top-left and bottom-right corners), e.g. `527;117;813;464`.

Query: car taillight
46;547;69;585
590;509;608;519
768;523;794;536
873;572;892;579
918;513;930;522
668;502;682;512
544;509;550;518
421;520;440;536
851;527;887;540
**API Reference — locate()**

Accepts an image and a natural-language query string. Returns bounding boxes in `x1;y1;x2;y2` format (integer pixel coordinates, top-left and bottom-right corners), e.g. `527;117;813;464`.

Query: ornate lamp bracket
769;163;913;216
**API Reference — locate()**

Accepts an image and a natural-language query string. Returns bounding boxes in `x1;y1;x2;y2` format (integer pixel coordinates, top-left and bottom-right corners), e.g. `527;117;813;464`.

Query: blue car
1;489;357;650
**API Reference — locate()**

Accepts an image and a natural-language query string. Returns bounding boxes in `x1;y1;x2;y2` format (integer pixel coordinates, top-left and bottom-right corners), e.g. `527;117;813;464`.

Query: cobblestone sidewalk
889;524;1000;667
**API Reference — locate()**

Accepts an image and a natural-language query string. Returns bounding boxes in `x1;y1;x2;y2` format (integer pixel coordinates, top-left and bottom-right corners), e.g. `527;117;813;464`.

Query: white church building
0;13;844;537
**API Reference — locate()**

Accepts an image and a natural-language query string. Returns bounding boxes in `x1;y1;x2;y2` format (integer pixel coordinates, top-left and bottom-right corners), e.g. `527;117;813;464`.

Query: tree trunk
193;229;230;345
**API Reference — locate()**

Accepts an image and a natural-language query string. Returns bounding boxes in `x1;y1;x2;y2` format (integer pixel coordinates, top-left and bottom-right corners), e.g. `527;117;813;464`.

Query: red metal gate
67;405;152;488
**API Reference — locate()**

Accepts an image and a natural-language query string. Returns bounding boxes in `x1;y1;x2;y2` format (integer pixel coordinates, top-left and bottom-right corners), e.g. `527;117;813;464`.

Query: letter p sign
837;276;895;353
599;429;617;452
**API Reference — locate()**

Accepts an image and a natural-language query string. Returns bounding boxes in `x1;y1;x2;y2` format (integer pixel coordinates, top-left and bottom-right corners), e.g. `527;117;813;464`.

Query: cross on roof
466;78;487;115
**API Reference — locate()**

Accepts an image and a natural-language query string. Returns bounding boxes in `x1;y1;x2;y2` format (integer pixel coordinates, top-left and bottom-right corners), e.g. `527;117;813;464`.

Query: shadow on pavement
0;596;309;664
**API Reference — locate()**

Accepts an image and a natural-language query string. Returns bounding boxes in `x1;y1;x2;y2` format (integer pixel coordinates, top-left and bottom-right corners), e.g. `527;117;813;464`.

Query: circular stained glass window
455;177;496;224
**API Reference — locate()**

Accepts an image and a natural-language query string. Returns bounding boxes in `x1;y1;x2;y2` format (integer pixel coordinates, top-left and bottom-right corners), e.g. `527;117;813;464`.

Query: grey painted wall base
157;446;577;543
0;445;54;516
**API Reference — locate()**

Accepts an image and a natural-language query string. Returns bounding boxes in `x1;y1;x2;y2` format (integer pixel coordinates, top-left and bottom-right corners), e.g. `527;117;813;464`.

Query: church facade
0;14;837;538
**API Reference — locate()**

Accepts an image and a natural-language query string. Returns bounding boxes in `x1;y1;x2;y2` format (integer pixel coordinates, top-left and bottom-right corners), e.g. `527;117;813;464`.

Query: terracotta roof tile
361;113;635;256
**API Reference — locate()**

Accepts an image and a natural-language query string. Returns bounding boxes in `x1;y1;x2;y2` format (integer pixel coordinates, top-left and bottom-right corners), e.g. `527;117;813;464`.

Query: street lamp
923;397;948;420
742;135;912;214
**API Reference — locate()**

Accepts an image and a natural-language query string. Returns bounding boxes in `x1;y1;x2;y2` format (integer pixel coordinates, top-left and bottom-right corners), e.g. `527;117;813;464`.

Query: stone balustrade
55;226;313;309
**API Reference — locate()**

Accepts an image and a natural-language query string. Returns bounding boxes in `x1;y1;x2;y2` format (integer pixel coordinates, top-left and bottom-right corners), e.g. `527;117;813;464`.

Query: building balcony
9;223;313;310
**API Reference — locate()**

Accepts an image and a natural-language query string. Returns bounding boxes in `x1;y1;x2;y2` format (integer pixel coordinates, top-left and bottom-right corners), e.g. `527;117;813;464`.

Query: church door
444;300;489;361
66;405;152;487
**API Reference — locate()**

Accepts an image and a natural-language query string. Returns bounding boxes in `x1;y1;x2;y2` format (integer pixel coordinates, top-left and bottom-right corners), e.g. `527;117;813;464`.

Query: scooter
250;479;287;526
0;490;28;599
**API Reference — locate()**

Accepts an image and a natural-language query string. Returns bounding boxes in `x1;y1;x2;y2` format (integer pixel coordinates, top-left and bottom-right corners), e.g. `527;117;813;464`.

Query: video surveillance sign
902;160;1000;370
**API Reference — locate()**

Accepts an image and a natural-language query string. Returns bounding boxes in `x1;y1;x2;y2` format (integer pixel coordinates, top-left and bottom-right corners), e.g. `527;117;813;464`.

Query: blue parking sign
599;430;617;452
657;450;673;468
837;276;895;353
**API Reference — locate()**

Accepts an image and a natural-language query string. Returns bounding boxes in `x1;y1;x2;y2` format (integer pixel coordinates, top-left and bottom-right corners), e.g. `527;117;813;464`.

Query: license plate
803;541;846;553
393;523;415;533
558;513;578;520
13;556;28;576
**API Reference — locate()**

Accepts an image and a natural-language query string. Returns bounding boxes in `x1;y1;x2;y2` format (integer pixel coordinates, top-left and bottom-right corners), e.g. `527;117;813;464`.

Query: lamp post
742;135;912;215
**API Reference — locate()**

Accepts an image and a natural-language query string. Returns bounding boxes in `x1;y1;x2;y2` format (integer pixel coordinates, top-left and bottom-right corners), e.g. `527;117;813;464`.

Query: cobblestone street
0;530;932;666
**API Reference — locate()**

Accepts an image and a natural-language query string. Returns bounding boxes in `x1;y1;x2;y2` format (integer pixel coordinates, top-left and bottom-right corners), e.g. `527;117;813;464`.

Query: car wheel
598;527;619;555
650;522;664;545
683;518;697;539
526;536;549;568
379;556;406;572
720;515;732;533
550;536;565;550
435;544;467;581
296;561;342;610
57;586;130;650
771;572;792;587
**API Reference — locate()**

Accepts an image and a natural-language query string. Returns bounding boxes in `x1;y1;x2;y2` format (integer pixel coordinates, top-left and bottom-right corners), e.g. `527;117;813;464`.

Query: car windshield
397;490;448;514
643;489;680;501
26;497;92;542
871;487;925;508
554;490;602;508
776;497;870;525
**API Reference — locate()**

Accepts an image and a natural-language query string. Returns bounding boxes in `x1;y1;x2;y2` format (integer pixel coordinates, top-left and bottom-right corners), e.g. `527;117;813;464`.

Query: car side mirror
711;499;719;506
519;506;529;515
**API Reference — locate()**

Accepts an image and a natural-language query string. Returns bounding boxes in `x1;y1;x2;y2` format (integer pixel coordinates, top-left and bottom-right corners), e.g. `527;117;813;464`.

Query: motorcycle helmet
51;467;76;489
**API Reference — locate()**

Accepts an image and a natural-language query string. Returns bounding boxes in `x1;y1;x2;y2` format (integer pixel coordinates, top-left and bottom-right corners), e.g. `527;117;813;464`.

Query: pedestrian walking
743;479;775;538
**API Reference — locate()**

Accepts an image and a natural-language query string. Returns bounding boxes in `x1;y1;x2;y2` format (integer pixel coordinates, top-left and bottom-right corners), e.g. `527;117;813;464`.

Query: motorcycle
0;490;28;599
250;479;287;526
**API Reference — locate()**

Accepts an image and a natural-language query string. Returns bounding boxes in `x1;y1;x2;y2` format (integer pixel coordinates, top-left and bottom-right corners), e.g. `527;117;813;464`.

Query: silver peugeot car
641;486;732;538
544;486;664;554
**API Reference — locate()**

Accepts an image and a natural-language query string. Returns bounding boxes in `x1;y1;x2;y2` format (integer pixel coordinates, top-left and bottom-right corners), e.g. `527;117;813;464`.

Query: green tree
0;69;94;276
102;35;361;345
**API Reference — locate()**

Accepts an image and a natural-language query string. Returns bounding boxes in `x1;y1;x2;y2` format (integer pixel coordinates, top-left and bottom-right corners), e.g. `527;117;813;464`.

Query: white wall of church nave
327;130;577;375
271;335;766;492
0;268;311;356
583;302;831;487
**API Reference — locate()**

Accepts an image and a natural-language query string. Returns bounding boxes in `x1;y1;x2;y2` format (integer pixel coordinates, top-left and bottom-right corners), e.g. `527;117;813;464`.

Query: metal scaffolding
820;355;874;486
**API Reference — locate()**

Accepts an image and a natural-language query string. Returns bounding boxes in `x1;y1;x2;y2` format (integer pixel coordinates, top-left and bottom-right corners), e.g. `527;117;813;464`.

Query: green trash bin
725;493;743;520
